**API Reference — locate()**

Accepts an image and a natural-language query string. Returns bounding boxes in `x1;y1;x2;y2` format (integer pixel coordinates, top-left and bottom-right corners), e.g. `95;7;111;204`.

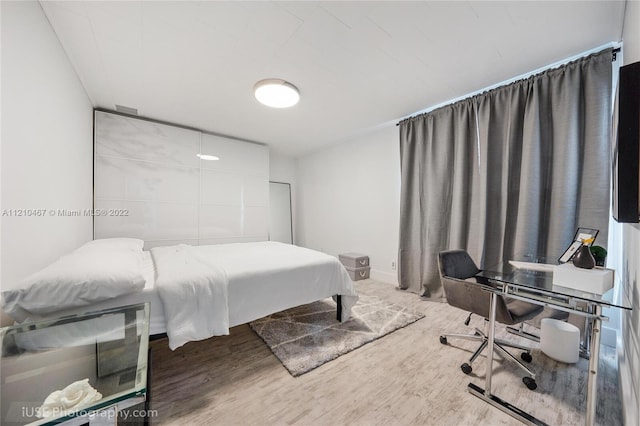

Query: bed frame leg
336;295;342;322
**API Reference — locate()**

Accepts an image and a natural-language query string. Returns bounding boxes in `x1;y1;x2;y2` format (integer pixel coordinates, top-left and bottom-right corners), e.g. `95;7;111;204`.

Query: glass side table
1;303;150;425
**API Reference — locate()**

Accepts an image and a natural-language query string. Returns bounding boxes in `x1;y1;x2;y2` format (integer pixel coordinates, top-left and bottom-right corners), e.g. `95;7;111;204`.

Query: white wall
295;123;400;284
623;0;640;60
269;151;296;184
1;1;93;291
619;1;640;423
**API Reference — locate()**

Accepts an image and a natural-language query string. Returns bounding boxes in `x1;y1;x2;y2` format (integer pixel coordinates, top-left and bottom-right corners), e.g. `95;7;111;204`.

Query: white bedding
151;244;229;350
1;240;146;321
207;242;358;326
8;242;358;350
9;252;167;335
152;241;358;349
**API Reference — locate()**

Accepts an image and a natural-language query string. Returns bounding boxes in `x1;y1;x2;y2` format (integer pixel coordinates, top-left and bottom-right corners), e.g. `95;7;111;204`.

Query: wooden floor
149;280;622;425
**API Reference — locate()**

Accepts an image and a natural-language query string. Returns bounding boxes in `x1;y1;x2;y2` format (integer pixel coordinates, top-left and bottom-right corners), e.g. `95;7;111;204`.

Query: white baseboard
370;269;398;285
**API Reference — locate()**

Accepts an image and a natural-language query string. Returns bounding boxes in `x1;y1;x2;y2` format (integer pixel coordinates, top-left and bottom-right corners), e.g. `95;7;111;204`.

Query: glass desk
469;263;631;426
1;303;150;425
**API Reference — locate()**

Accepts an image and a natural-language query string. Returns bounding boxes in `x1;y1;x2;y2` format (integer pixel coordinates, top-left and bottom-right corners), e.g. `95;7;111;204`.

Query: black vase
573;244;595;269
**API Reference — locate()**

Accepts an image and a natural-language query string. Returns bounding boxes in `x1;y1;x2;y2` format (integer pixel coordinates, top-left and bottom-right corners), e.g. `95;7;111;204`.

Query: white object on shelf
508;260;555;272
552;263;614;295
540;318;580;364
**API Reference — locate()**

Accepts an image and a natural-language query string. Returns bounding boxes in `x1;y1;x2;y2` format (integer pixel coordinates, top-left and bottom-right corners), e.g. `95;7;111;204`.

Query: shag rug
249;294;425;376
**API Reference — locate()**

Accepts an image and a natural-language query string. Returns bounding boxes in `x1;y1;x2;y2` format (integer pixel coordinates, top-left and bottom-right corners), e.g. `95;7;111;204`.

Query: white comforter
151;244;229;350
152;242;358;350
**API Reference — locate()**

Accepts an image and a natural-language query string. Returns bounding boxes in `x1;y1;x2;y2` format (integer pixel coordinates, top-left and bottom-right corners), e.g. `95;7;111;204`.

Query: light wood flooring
149;279;622;425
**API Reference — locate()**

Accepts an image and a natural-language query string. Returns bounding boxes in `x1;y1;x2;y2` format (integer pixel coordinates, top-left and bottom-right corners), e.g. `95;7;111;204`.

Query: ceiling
40;1;625;157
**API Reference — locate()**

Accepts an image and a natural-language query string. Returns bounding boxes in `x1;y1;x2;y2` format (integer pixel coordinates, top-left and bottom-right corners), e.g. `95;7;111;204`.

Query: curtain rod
397;46;621;126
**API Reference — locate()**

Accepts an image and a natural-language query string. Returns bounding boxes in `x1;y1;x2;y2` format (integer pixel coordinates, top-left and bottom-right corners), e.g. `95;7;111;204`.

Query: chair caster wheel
440;336;448;345
523;377;537;390
461;363;472;375
521;352;532;363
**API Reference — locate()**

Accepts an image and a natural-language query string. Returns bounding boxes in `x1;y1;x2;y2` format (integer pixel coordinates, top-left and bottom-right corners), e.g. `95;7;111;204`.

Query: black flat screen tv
613;60;640;223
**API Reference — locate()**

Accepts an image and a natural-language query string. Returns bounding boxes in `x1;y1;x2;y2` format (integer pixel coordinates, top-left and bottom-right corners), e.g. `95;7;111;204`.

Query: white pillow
78;238;144;252
1;241;146;322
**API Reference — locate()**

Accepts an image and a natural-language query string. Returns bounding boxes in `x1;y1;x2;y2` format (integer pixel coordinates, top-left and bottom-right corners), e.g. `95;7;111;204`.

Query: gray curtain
398;48;613;299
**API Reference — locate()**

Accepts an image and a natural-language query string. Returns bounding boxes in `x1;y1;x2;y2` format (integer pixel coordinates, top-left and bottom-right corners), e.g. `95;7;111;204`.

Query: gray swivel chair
437;250;544;390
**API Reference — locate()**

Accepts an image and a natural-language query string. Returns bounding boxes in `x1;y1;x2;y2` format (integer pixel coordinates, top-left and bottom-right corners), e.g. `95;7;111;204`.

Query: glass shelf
1;303;149;425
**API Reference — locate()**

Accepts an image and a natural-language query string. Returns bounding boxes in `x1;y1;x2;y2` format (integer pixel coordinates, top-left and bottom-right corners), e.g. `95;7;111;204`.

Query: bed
2;239;358;350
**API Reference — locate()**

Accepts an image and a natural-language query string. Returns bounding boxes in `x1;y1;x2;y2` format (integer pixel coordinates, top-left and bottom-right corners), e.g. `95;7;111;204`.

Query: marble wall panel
200;170;243;206
95;111;199;167
95;156;198;203
200;133;269;175
94;111;269;247
94;199;199;241
199;204;242;238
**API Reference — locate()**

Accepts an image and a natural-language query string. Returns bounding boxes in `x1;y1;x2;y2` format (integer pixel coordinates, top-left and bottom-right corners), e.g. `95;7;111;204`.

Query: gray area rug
249;294;425;376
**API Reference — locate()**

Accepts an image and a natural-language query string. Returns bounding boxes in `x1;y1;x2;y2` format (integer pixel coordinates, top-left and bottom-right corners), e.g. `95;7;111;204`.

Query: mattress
15;242;357;343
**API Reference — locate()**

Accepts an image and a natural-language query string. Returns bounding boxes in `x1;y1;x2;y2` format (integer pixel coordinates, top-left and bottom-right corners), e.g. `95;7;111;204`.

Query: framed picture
558;228;599;263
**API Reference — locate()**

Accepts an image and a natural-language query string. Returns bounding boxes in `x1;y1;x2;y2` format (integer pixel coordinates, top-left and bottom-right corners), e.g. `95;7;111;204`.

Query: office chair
437;250;544;390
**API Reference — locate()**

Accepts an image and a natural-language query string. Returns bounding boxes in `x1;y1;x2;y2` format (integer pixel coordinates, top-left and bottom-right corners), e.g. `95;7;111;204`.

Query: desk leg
585;305;602;426
467;291;548;426
580;309;593;359
485;292;498;395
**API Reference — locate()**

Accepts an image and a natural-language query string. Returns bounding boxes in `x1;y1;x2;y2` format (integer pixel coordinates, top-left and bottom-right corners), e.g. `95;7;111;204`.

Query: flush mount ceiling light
254;79;300;108
197;153;219;161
